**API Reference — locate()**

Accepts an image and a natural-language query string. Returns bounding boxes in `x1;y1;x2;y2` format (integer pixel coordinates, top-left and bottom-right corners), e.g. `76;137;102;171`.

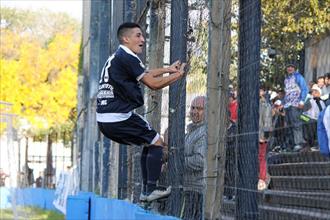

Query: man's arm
141;61;186;90
296;73;309;104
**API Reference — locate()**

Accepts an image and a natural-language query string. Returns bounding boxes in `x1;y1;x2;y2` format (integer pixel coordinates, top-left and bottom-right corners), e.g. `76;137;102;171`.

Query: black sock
140;147;149;194
146;145;163;194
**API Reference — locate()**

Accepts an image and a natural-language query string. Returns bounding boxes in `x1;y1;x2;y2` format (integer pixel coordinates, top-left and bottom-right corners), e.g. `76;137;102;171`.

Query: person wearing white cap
302;84;326;150
311;84;322;98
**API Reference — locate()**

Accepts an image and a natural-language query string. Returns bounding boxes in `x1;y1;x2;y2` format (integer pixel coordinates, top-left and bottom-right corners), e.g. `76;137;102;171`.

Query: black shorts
98;113;159;145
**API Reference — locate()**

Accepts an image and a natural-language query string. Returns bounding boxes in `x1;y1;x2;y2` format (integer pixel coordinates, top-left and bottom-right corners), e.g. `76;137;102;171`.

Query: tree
205;0;231;218
1;7;80;185
1;7;81;44
261;0;330;88
183;0;330;90
1;29;79;133
146;0;166;133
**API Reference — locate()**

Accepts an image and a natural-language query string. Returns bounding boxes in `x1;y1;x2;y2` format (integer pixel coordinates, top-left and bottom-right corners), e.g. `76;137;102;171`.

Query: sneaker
258;179;267;191
272;146;281;152
146;186;171;202
223;195;235;201
293;145;303;152
139;193;147;202
311;147;319;152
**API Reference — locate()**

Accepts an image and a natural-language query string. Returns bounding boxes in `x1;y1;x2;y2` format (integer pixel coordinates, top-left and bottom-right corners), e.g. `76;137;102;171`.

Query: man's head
274;99;283;109
326;73;330;86
190;96;206;124
325;73;329;86
308;81;315;89
259;86;266;98
311;84;321;98
286;64;296;74
229;92;235;103
317;76;325;88
117;22;145;54
277;89;285;99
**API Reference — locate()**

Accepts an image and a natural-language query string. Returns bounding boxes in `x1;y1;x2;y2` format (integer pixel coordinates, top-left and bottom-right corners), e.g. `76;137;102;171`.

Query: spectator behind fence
181;96;207;220
325;73;330;94
317;76;328;96
272;99;287;152
283;63;308;152
277;89;286;104
228;92;238;123
302;84;326;150
317;105;330;157
224;117;237;200
258;88;272;191
96;22;186;202
321;73;330;105
35;171;44;188
0;168;9;187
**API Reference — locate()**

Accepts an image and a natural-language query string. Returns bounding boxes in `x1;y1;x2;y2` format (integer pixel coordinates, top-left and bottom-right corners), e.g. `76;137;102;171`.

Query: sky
1;0;83;21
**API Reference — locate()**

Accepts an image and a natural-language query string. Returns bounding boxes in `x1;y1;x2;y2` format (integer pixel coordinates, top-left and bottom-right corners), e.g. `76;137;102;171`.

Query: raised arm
141;60;186;90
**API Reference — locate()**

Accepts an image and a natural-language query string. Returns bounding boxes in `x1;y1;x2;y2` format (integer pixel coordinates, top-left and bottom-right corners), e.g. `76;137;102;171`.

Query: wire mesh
2;0;330;219
117;0;330;219
94;0;330;219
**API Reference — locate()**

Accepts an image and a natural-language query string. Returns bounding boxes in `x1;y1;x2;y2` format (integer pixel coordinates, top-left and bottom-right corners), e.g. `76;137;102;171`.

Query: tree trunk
23;136;29;187
205;0;231;219
93;0;112;196
109;142;119;198
80;0;102;192
146;0;166;133
131;0;148;202
46;133;53;188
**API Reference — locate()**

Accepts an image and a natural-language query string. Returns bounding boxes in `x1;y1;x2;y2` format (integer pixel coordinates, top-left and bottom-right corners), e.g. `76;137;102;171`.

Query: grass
0;206;64;220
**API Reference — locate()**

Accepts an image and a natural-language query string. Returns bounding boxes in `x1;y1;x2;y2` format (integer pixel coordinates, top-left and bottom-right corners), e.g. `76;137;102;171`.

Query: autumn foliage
0;7;81;137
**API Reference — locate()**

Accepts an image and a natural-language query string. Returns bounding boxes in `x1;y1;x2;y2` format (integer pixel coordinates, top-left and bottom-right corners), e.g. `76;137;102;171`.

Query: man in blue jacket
318;105;330;157
283;64;308;151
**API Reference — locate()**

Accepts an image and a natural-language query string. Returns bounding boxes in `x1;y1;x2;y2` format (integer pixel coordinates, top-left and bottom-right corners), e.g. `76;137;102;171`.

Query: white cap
311;84;322;94
270;91;278;100
274;100;282;106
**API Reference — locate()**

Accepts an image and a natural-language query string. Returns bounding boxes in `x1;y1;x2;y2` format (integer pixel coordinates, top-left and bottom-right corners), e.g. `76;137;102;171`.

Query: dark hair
260;84;267;91
317;76;325;80
324;73;330;79
117;22;141;43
